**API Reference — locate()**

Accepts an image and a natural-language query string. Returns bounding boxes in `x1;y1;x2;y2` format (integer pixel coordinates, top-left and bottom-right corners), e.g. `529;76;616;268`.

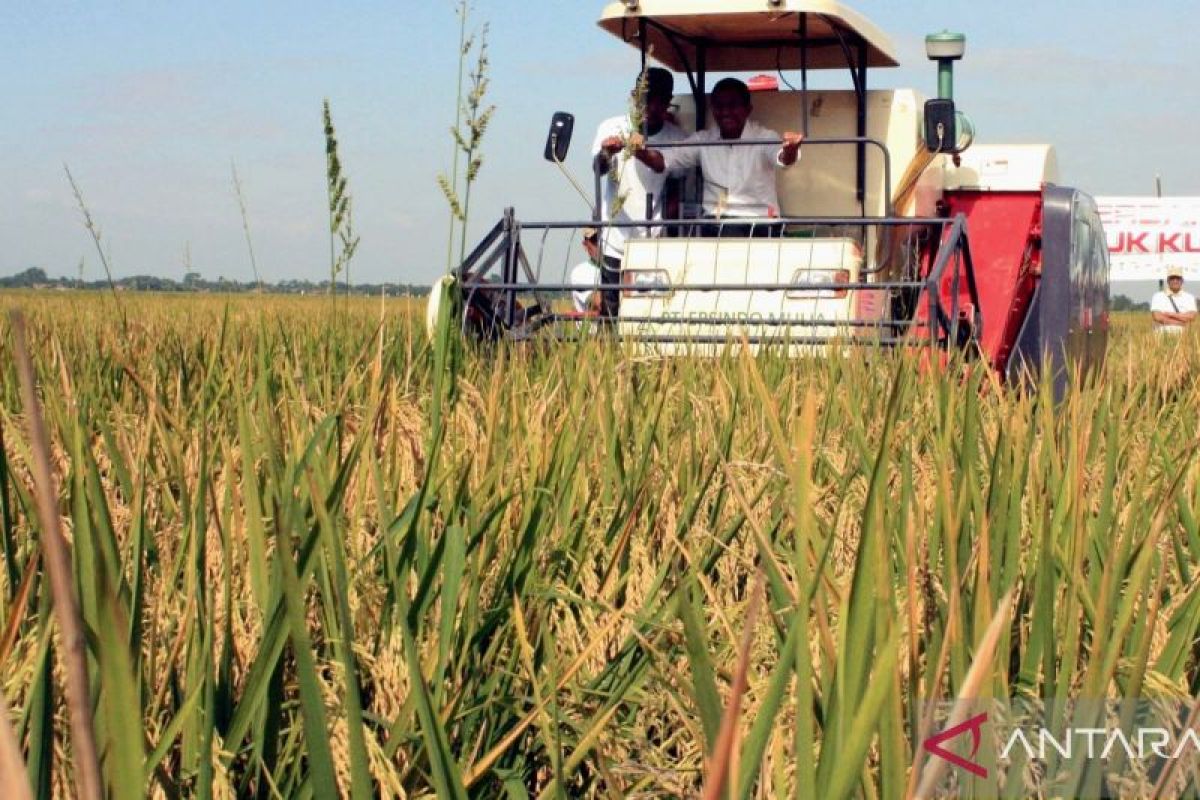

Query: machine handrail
594;136;894;218
461;281;924;292
517;216;946;230
550;334;919;347
571;316;923;328
519;214;943;279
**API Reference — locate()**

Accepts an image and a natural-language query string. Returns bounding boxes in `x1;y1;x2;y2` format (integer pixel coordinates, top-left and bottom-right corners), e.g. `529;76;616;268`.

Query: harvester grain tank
431;0;1110;387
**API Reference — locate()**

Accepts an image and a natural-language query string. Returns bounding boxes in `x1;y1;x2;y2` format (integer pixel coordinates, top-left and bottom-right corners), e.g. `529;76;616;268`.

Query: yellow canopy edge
598;0;899;72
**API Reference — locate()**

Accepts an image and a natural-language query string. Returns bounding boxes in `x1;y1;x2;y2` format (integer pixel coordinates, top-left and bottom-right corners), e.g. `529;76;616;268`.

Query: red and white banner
1097;197;1200;282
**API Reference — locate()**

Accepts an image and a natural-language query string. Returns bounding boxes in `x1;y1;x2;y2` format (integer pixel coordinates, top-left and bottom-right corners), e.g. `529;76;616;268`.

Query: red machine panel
938;191;1043;374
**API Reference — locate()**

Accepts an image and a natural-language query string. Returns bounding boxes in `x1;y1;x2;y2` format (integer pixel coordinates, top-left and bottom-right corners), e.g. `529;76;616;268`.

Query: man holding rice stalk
1151;265;1198;334
591;67;685;315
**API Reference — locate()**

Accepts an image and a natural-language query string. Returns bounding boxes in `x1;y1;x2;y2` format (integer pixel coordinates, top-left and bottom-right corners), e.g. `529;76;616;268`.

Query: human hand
602;135;624;155
778;131;804;166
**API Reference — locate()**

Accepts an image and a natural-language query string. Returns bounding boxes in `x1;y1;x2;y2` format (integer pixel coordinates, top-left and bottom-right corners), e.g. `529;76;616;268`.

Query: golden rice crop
1;291;1198;798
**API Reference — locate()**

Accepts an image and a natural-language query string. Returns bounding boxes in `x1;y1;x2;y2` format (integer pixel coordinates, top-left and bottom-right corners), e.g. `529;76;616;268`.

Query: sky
4;1;1199;288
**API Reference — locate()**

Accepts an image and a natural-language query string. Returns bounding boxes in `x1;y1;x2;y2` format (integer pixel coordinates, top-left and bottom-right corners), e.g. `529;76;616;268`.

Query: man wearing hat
590;67;685;315
1150;266;1198;334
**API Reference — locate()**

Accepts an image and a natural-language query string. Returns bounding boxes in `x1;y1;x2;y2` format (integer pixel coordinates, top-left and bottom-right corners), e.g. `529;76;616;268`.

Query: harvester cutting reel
428;211;985;360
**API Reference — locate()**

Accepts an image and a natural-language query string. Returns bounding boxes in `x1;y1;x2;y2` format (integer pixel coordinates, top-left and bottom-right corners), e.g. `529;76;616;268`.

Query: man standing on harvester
635;77;804;237
591;67;686;315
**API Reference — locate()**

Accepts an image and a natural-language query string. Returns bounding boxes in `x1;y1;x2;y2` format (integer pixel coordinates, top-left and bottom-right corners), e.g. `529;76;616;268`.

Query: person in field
1151;266;1198;334
591;67;686;315
634;77;804;237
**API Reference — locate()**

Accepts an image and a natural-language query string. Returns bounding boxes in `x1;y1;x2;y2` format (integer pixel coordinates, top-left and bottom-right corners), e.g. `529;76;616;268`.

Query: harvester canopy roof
598;0;899;73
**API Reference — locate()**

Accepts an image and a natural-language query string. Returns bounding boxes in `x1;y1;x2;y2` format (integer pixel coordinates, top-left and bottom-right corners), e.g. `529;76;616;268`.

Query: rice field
1;291;1199;798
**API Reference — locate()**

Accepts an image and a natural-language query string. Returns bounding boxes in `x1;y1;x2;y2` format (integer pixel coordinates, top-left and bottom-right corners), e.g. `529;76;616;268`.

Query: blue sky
4;1;1198;286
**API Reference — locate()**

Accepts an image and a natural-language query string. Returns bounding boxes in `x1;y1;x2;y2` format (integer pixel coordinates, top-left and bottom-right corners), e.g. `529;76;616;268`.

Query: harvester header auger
429;0;1110;389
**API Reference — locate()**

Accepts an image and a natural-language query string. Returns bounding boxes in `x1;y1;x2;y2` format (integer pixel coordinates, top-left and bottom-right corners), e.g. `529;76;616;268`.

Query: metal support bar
462;242;508;286
642;18;699;100
799;16;809;137
960;233;983;332
463;280;925;292
614;315;923;329
639;18;647;74
949;249;962;345
651;36;878;52
455;218;505;280
592;154;605;224
581;334;918;347
856;41;868;207
922;214;979;344
926;274;936;346
502;207;519;329
519;215;950;230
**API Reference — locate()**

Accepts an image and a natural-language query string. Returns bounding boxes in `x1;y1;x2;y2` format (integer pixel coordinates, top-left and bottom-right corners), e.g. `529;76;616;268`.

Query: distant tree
0;267;430;296
1112;294;1149;312
0;267;49;287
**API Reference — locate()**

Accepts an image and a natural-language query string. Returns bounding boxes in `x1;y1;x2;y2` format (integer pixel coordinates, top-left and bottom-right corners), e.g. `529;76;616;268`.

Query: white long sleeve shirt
569;260;601;312
663;120;796;218
591;115;686;259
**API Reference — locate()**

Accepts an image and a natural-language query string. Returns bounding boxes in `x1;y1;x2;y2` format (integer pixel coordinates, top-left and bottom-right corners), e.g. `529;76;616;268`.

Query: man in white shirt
569;228;602;314
1150;266;1198;334
635;77;803;237
591;67;686;314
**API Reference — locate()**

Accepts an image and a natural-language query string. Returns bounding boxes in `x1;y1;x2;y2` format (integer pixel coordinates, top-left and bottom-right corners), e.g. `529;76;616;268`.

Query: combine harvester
431;0;1110;387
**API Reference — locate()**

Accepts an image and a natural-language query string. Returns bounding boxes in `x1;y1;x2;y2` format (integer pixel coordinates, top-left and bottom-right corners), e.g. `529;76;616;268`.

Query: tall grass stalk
9;311;102;800
63;165;123;325
454;24;494;265
230;160;264;292
441;0;470;272
438;3;495;268
0;694;33;800
323;100;359;307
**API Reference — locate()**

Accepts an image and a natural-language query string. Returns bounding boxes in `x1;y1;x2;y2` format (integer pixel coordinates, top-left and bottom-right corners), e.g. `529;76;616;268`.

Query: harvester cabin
597;0;942;224
594;0;958;350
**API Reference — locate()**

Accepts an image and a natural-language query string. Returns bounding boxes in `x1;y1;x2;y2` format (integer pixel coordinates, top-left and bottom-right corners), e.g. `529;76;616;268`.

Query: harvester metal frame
455;210;982;352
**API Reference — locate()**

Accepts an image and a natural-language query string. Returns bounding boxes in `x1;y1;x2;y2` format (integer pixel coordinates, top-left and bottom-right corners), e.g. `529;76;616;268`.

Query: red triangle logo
923;712;989;778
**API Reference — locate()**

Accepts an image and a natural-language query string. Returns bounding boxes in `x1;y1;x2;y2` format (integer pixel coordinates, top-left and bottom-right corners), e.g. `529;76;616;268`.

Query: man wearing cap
1151;266;1198;334
590;67;686;315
